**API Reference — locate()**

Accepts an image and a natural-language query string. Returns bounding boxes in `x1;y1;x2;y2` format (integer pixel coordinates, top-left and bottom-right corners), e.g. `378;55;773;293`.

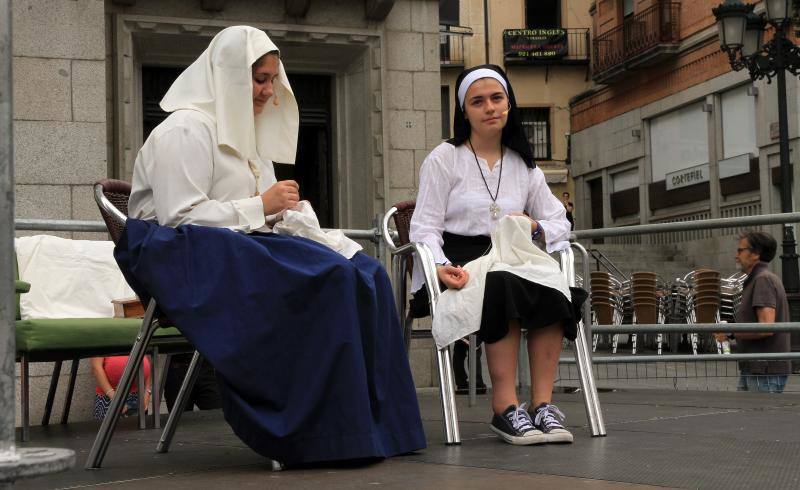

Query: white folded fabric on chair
15;235;135;319
432;215;571;349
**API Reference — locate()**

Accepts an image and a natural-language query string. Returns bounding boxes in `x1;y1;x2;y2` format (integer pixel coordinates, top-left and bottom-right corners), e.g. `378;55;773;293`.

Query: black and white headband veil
448;64;535;168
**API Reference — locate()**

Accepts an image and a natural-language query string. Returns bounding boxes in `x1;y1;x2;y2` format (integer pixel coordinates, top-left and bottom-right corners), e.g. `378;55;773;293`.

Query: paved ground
14;388;800;489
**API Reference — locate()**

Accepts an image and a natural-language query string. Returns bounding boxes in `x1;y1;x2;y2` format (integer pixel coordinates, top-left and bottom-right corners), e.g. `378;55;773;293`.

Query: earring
272;93;280;106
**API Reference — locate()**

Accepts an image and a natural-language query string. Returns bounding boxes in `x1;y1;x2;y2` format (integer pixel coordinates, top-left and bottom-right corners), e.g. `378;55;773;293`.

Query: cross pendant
489;202;500;219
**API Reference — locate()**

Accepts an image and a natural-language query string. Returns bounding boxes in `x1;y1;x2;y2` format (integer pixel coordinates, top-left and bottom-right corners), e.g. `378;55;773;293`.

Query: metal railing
587;248;627;278
592;0;680;76
561;212;800;389
440;24;473;67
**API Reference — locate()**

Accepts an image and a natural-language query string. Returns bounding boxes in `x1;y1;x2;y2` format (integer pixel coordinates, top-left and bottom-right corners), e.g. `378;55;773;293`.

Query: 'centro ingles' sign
666;163;709;190
503;29;568;60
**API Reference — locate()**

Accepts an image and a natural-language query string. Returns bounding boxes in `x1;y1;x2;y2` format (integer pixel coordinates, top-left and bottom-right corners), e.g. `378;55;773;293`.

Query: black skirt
410;232;586;344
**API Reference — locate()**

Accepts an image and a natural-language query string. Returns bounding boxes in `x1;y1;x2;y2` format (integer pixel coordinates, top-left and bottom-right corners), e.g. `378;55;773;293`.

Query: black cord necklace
468;137;503;219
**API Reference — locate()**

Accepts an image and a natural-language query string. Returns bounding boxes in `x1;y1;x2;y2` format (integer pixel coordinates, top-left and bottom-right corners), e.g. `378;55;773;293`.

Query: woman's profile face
252;54;280;115
463;78;509;135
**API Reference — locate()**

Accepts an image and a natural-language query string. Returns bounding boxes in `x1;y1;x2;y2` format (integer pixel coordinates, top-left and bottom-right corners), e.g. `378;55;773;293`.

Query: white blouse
409;142;570;291
129;109;275;231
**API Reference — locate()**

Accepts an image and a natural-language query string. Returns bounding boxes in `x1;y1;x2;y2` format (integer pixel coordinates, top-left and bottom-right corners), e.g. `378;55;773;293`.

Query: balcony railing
503;28;590;65
592;0;681;80
440;24;473;67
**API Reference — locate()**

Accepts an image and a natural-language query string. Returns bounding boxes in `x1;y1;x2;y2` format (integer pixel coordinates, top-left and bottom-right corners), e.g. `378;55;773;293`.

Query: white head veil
160;26;299;164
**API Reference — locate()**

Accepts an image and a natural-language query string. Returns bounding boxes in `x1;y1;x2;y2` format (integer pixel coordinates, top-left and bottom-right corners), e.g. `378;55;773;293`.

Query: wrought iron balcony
503;28;590;65
440;25;473;68
592;0;681;82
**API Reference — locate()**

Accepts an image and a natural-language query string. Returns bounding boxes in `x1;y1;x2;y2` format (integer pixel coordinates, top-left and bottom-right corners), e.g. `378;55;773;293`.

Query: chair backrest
390;200;416;276
94;179;131;245
391;200;416;246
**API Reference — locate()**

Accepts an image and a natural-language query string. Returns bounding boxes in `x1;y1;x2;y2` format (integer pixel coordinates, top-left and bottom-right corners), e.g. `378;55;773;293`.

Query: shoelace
534;404;566;429
506;403;535;433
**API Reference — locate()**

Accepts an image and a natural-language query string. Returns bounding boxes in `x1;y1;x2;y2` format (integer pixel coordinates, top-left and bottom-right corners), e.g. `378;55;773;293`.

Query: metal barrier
563;212;800;391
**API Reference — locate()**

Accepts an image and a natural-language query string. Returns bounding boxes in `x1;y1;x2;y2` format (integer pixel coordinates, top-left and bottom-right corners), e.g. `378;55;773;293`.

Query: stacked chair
589;271;624;352
630;272;659;354
686;268;722;354
720;272;746;323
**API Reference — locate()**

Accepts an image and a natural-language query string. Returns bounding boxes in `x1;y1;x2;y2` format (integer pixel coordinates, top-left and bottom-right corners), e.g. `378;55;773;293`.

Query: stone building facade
569;0;796;274
12;0;441;426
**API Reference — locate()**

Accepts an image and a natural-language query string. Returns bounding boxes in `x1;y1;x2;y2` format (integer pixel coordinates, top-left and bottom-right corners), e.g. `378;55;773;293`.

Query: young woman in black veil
410;64;585;445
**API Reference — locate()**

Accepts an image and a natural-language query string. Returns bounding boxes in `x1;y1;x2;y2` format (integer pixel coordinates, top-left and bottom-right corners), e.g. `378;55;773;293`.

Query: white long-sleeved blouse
129;109;275;231
409;141;571;292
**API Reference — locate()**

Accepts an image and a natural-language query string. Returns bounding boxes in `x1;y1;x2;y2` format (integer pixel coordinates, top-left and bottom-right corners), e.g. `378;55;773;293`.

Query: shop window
721;85;757;160
525;0;560;29
519;108;551;160
649;102;709;182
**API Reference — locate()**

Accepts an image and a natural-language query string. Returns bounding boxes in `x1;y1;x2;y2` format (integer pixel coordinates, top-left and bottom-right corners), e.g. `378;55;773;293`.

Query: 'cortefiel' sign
666;163;709;190
503;29;568;60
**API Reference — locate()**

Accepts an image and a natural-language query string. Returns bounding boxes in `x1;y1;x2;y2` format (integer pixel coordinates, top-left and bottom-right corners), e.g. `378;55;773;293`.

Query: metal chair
86;179;204;469
381;203;607;442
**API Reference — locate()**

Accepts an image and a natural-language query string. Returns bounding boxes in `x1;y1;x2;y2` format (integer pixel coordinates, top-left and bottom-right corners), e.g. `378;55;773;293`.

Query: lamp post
714;0;800;364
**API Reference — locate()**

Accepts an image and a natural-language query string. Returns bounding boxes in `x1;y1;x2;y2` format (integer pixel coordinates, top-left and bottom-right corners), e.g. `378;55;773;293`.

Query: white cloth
272;201;362;259
15;236;136;320
129;109;277;231
457;68;508;109
432;215;571;349
160;25;299;164
409;142;571;292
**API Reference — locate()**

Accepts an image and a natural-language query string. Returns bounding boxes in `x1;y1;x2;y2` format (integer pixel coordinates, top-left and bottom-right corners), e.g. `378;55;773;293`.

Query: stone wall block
423;33;441;73
13;0;105;60
384;0;412;31
15;121;106;184
387;71;413;110
389;110;426;150
71;185;102;221
13;58;71;121
425;110;444;150
389;150;415;188
15;184;72;220
411;0;439;34
413;71;440;111
72;60;106;123
386;32;423;71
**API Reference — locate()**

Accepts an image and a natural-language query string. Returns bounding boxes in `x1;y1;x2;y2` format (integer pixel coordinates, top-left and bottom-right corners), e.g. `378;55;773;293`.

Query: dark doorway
140;67;334;227
588;177;604;244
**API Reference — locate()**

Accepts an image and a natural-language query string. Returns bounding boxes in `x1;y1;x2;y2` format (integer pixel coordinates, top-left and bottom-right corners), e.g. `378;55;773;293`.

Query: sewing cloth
432;215;572;348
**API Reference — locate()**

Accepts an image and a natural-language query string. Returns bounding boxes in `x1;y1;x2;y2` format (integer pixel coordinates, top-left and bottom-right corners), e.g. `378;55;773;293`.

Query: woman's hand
437;265;469;290
261;180;300;215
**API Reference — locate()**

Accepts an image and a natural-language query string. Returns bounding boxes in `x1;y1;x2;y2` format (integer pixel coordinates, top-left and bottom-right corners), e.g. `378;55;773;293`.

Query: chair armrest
15;280;31;294
392;241;443;314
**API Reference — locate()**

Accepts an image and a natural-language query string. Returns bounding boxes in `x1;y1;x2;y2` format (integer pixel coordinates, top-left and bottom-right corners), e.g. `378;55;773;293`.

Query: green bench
14;253;189;442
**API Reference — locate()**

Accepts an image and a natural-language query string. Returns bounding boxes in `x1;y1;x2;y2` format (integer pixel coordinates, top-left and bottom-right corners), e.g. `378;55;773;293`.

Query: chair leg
403;312;414;355
152;346;160;429
436;346;460;445
20;354;30;442
691;333;699;355
157;350;202;453
42;360;62;426
631;333;637;355
468;334;477;407
85;298;160;469
657;333;663;355
138;359;147;430
612;334;619;354
60;359;79;425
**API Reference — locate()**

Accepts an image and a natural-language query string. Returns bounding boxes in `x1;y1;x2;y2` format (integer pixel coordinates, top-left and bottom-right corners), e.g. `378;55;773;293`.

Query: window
439;0;459;26
611;168;639;192
721;85;757;159
441;86;451;139
649;102;709;181
623;0;634;17
519;108;551;160
525;0;560;29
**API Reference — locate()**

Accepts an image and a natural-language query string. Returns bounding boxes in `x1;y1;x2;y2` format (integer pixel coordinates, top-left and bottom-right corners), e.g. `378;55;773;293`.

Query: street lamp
714;0;800;345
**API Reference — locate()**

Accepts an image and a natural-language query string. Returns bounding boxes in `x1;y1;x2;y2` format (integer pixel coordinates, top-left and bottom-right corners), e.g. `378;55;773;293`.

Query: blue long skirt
114;219;426;465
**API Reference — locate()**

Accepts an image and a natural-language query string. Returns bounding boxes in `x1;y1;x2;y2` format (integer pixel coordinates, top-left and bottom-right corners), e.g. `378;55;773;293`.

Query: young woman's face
463;78;509;136
252;54;280;115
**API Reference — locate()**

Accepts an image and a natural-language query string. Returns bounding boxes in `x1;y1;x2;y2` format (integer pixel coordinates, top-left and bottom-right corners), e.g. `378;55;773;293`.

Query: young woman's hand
508;212;539;233
437;265;469;289
261;180;300;215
